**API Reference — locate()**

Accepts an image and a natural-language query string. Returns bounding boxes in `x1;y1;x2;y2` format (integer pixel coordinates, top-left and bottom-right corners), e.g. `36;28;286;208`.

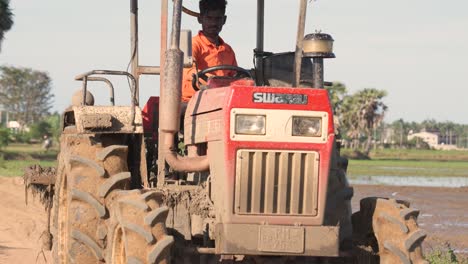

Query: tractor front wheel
352;197;428;264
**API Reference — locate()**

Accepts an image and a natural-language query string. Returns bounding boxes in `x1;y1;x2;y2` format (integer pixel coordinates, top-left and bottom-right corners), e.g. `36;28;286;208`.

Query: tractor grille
234;150;319;216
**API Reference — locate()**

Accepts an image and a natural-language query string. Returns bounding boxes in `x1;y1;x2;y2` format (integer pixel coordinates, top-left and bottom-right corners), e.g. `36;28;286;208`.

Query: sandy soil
0;177;52;264
0;177;466;263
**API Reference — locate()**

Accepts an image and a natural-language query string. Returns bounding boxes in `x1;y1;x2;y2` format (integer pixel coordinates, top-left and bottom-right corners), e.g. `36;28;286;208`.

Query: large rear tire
352;197;428;264
53;134;131;263
106;189;174;264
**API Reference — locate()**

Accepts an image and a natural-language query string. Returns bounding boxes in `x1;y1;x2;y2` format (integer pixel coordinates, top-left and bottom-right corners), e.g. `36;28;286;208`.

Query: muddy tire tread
108;190;173;264
404;230;427;251
53;135;130;264
99;172;132;198
121;221;156;244
383;241;411;264
97;145;129;161
379;212;409;233
70;155;105;177
148;236;175;264
119;199;150;211
144;206;170;227
71;189;107;218
400;208;420;220
128;256;144;264
141;190;164;202
354;197;427;264
71;229;104;261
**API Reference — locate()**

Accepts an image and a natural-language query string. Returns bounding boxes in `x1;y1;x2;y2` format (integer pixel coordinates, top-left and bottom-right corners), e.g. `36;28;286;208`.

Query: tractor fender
70;105;144;134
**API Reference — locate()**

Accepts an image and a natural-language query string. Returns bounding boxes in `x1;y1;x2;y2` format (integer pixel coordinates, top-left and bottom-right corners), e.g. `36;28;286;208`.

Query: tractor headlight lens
235;115;266;135
292;116;322;137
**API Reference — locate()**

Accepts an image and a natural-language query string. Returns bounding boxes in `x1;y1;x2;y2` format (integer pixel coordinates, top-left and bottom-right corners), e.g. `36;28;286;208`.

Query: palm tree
341;93;361;148
341;88;387;152
356;88;387;153
0;0;14;51
421;119;438;132
325;82;347;115
325;82;348;137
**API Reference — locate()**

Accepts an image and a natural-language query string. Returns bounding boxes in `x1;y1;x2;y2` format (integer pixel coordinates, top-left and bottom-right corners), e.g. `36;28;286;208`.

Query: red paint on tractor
142;96;160;140
217;84;335;225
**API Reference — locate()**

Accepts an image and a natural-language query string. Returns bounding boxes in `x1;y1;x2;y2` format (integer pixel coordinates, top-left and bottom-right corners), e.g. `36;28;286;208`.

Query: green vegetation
0;126;9;148
326;83;387;153
348;159;468;178
344;149;468;178
0;112;60;147
0;143;57;177
426;244;468;264
369;149;468;161
327;83;468;151
0;66;54;126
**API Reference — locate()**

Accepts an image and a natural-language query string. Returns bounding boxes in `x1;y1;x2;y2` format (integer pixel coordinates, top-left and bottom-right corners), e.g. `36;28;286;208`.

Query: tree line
386;119;468;149
326;82;387;153
0;66;467;151
326;83;468;151
0;66;56;147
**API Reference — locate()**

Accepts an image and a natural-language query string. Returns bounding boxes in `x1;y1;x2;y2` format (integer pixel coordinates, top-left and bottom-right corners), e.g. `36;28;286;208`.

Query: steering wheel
191;65;252;91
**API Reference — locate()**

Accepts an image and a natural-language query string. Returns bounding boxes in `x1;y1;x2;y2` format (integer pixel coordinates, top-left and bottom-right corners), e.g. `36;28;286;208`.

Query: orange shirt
182;31;237;102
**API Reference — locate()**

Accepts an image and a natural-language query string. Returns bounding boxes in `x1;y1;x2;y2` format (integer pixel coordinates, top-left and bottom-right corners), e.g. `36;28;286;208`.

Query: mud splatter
161;185;214;218
23;165;56;209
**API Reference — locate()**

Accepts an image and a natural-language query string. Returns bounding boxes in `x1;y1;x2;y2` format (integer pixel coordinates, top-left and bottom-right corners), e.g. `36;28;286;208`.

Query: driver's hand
204;72;215;79
198;72;215;85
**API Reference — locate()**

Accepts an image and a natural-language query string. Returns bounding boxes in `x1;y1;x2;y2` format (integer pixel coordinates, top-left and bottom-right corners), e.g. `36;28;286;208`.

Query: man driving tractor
44;0;428;262
182;0;238;102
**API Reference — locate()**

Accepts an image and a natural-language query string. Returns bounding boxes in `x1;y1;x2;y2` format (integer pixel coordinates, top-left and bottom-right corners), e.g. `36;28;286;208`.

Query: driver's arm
182;40;204;102
182;62;199;102
181;36;238;102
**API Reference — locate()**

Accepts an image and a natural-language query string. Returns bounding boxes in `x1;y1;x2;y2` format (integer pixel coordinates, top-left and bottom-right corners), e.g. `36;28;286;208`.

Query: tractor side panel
184;88;228;144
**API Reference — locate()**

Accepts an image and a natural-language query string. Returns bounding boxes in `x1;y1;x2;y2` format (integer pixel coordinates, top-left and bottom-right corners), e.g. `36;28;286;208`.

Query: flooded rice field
349;175;468;187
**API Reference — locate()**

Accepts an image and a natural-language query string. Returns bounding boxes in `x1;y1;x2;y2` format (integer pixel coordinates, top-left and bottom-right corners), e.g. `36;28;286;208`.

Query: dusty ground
0;177;467;263
0;177;52;264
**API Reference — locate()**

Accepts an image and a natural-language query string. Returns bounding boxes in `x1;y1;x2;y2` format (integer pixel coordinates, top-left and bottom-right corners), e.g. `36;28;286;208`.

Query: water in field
349;175;468;187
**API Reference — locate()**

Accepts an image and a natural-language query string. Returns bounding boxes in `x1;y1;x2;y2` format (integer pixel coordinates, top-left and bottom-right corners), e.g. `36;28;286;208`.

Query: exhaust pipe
159;0;209;172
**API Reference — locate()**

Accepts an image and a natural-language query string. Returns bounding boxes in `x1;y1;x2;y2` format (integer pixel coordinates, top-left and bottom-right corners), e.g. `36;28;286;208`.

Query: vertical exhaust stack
159;0;209;173
302;33;335;88
293;0;308;87
160;0;183;133
130;0;140;105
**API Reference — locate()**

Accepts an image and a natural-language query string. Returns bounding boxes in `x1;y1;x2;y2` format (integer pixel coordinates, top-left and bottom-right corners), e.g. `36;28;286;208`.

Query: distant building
408;131;439;147
0;109;29;133
408;130;458;150
6;121;22;133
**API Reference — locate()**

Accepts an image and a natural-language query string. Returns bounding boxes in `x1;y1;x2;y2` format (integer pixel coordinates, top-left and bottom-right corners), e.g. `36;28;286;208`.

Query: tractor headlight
235;115;266;135
292;116;322;137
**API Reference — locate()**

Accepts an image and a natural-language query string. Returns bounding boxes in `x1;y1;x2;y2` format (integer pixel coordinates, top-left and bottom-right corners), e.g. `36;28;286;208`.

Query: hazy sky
1;0;467;124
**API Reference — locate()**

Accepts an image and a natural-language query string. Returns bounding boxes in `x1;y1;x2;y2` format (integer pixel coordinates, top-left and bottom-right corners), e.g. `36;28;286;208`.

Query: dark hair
199;0;227;16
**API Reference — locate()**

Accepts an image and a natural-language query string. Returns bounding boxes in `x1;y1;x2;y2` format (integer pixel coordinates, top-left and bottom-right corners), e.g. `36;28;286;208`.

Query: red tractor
46;0;427;263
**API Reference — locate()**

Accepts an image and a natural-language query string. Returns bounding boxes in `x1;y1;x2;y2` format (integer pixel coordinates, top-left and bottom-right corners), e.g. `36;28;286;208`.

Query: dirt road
0;177;467;263
0;177;51;264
